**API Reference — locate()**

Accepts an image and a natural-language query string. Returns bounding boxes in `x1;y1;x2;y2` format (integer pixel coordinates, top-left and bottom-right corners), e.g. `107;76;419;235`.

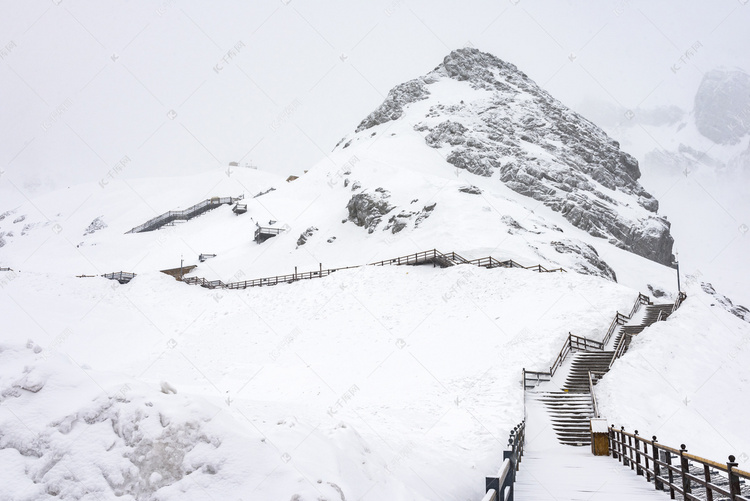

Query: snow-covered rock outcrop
341;48;675;265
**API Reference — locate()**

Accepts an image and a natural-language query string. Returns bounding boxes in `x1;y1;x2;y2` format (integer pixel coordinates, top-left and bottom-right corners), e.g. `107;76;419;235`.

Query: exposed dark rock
346;190;395;233
648;285;667;298
386;212;410;234
355;79;430;132
694;68;750;145
354;47;675;265
701;282;750;322
424;121;469;147
447;149;496;177
618;217;675;267
254;187;276;198
296;226;318;247
383;203;436;234
415;203;436;227
459;185;482;195
501;215;525;234
551;239;617;281
84;216;107;236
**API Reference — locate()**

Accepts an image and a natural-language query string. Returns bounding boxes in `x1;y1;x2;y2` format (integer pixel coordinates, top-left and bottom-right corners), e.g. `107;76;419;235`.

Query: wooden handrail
480;488;497;501
609;426;750;500
523;331;606;390
482;419;525;501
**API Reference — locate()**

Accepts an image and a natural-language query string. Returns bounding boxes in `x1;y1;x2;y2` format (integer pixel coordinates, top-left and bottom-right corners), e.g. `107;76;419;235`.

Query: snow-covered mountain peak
338;48;675;266
694;67;750;146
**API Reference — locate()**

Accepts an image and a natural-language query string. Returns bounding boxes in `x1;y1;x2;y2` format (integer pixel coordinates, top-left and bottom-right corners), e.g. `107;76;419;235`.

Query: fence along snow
482;420;526;501
609;427;750;500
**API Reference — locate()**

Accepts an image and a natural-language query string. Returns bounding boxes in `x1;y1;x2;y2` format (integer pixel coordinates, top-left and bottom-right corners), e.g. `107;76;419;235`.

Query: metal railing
482;420;526;501
672;291;688;314
126;196;237;234
609;426;749;500
179;249;566;291
101;271;136;284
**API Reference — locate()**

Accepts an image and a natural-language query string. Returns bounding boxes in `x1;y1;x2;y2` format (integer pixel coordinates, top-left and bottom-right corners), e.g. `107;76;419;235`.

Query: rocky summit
346;48;675;266
694;68;750;146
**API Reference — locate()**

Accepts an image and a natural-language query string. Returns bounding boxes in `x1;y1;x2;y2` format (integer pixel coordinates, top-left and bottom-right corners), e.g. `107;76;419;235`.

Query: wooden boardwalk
515;397;667;500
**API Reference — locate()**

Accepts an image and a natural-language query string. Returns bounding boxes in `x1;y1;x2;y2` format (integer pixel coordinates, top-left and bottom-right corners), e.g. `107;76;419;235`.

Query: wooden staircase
565;351;614;393
536;351;614;446
537;391;596;446
610;303;674;359
529;297;682;448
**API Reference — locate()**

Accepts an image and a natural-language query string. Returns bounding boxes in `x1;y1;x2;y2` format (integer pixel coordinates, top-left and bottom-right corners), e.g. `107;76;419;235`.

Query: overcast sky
2;0;748;195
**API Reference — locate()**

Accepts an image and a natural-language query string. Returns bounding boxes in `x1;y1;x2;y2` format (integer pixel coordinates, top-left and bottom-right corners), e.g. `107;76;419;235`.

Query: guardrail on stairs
609;293;686;369
523;293;652;390
522;332;606;389
671;291;687;314
126;196;239;234
481;419;526;501
608;426;749;500
178;249;566;290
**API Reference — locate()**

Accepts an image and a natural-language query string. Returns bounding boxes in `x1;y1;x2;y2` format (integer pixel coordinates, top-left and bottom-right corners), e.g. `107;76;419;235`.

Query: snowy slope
597;279;750;469
0;51;684;296
2;264;639;500
1;47;747;500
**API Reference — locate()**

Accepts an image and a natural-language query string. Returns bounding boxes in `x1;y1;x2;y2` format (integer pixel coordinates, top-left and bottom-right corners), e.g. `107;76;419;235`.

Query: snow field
1;263;637;500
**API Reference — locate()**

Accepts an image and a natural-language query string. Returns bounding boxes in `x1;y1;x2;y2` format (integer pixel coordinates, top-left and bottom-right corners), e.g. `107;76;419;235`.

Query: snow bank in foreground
0;342;388;501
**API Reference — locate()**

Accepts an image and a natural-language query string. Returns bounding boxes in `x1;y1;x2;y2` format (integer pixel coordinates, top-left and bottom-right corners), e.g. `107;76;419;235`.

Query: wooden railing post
728;455;742;500
653;436;663;491
609;426;617;459
621;427;629;467
634;431;643;476
703;464;713;501
679;444;691;498
628;432;635;470
665;449;675;499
